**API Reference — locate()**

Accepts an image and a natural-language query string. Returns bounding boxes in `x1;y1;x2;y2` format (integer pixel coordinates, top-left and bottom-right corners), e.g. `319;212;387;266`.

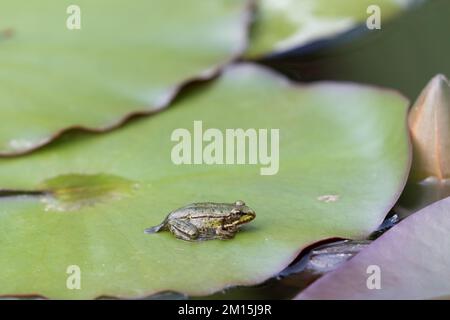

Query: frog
144;200;256;241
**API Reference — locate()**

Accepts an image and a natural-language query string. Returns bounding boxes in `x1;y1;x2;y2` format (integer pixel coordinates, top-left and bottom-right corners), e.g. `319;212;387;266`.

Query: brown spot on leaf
38;173;139;212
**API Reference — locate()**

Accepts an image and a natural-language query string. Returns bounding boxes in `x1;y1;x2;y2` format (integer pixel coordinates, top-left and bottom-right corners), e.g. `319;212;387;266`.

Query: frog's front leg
168;219;199;241
216;226;237;240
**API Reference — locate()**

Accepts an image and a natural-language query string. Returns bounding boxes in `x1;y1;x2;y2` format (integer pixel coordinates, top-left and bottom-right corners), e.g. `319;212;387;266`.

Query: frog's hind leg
168;220;199;241
144;221;167;234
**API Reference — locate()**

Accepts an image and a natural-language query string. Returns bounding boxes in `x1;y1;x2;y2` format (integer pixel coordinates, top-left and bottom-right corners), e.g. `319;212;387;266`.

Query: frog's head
229;200;256;226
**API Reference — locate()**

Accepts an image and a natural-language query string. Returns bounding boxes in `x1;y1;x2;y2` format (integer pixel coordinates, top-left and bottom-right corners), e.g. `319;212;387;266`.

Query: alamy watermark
171;121;279;176
66;5;81;30
366;5;381;30
66;265;81;290
65;4;380;31
366;265;381;290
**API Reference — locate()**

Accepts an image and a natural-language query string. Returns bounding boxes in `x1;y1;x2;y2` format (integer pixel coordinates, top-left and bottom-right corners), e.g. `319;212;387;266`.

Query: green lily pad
297;196;450;300
0;64;410;299
0;0;250;155
246;0;419;58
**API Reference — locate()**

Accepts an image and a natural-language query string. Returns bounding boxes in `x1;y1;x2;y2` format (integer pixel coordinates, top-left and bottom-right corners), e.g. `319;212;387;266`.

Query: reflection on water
397;177;450;218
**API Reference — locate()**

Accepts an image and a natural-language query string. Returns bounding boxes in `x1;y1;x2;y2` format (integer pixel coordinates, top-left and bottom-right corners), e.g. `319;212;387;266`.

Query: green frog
144;200;256;241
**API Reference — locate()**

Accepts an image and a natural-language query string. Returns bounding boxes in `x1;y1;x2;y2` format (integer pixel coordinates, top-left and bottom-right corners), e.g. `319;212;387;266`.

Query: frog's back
167;202;232;220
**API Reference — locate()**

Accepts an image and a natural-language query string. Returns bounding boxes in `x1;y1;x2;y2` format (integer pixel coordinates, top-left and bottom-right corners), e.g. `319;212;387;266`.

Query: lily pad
297;196;450;300
0;64;410;299
0;0;250;155
246;0;419;58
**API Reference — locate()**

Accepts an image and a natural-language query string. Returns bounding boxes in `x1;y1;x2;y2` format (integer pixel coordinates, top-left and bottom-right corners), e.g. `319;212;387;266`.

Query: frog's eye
235;200;245;206
231;208;241;214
